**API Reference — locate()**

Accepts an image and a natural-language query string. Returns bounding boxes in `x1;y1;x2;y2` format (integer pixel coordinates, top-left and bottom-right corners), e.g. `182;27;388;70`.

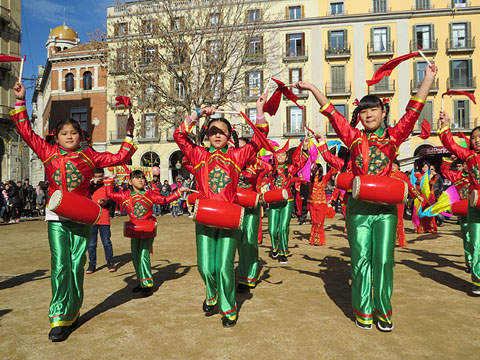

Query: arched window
83;71;92;90
141;151;160;167
65;73;74;92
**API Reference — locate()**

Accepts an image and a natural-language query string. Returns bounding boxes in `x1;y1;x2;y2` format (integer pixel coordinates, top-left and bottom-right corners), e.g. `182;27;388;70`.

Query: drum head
47;190;63;211
351;176;360;200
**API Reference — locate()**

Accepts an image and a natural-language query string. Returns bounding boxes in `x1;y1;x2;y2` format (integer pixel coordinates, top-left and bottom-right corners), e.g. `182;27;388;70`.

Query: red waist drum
48;190;102;225
263;189;288;203
236;188;260;208
193;199;244;230
187;193;200;206
124;219;157;238
352;175;408;205
469;190;480;209
335;173;354;191
451;200;468;216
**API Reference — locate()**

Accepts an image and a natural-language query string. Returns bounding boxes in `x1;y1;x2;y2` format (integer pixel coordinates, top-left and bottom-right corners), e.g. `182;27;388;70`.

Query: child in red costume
10;81;136;342
105;170;185;295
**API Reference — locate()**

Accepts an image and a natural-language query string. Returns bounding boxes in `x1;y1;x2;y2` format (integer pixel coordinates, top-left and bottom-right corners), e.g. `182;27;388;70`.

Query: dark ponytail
383;101;390;128
350;107;360;128
232;129;239;148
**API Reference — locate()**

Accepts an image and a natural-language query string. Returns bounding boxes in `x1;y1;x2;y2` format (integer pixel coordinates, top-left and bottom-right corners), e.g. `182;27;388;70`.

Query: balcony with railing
244;52;266;65
410;78;439;93
325;82;351;97
325;44;351;60
410;39;438;54
282;47;308;63
0;61;11;72
0;5;11;23
109;130;128;144
449;1;470;9
446;36;475;53
412;3;434;10
369;6;391;13
412;120;438;134
450;117;477;130
138;128;161;143
244;87;263;102
368;80;395;95
367;41;395;57
283;124;304;137
447;76;476;91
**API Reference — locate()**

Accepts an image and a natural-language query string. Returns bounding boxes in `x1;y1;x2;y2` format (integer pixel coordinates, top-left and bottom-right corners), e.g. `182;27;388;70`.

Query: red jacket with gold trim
105;179;182;221
173;116;269;203
10;104;137;200
440;156;471;199
319;97;425;177
239;158;273;192
439;126;480;192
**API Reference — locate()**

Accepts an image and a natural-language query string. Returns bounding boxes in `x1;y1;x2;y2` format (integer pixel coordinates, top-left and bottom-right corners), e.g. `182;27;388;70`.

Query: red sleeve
104;178;127;205
287;141;308;175
440;159;462;183
9;104;55;161
388;97;425;147
317;141;345;171
90;137;137;168
148;188;182;205
173;117;206;166
323;168;337;183
393;171;421;199
438;126;472;162
231;121;270;170
319;102;360;148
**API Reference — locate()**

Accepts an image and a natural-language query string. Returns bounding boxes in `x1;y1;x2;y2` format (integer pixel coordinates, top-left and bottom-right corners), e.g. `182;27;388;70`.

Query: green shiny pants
268;200;293;257
238;206;261;287
467;207;480;286
196;223;240;320
346;197;397;325
458;216;473;267
48;221;91;327
131;238;154;287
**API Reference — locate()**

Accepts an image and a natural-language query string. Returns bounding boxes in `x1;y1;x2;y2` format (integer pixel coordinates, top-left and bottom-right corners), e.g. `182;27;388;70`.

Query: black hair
311;163;324;182
237;137;250;148
129;170;146;179
469;126;480;150
337;147;350;173
421;161;431;168
350;95;390;129
393;159;400;167
232;129;239;148
94;168;105;175
54;118;84;138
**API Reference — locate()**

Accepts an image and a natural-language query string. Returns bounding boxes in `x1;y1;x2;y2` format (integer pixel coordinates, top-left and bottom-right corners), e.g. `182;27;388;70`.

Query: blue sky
21;0;116;108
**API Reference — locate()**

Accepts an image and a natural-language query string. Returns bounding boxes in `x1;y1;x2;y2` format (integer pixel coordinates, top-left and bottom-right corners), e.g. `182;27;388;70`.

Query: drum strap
129;197;135;218
361;132;369;174
203;155;209;197
58;153;68;191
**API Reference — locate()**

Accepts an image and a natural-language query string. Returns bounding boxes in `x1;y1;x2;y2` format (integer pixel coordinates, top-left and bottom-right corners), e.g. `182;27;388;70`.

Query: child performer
391;160;423;246
414;161;438;233
86;168;116;274
295;62;437;332
267;141;309;264
173;95;268;327
438;112;480;294
11;82;136;341
237;140;272;292
105;170;186;295
307;162;336;245
440;155;472;273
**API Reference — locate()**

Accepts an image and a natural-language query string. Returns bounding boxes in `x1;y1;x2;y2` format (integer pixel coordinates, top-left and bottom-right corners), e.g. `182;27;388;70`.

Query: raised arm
315;133;346;171
440;157;462;183
148;187;183;205
437;111;472;161
91;138;137;168
104;178;127;205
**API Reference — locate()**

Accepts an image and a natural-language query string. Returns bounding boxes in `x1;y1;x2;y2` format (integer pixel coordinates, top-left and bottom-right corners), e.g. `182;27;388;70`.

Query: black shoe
48;326;69;342
132;285;142;293
355;320;372;330
141;287;152;296
377;320;394;332
237;283;251;294
466;266;471;274
271;250;278;259
222;317;237;328
473;285;480;295
279;255;288;264
202;300;216;313
85;264;96;274
107;263;117;272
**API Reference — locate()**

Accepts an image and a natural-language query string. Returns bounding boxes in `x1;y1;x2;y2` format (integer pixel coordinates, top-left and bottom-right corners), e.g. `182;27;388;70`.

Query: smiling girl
295;63;437;332
10;82;136;341
173;94;268;327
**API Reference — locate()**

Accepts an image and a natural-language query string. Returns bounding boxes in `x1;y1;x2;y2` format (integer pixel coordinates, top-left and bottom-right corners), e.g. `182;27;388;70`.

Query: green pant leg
467;207;480;286
372;212;397;324
278;200;294;257
238;206;261;287
196;223;218;306
346;212;374;325
216;228;240;320
459;216;473;267
130;238;141;280
132;238;154;287
268;203;283;252
48;221;90;327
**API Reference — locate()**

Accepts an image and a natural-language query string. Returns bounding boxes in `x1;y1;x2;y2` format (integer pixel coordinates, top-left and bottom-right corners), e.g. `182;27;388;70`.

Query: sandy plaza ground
0;213;479;360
